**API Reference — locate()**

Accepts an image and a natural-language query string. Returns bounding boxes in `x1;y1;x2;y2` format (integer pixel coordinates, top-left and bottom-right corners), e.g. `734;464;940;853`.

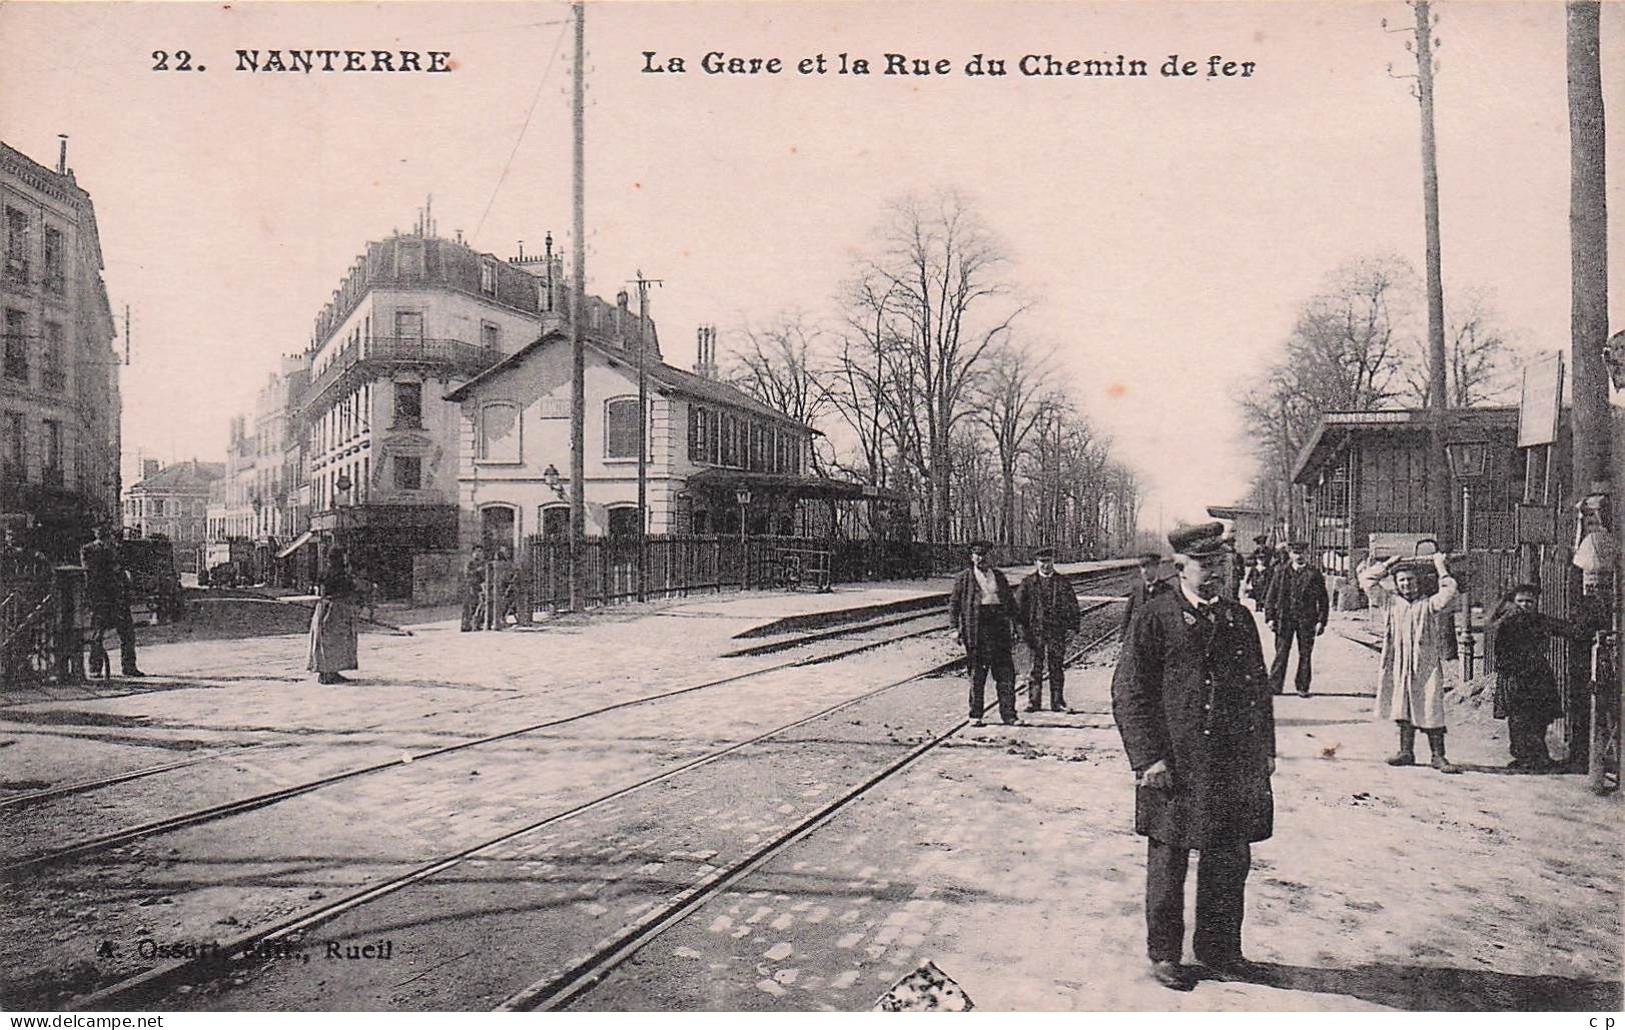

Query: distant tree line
724;189;1142;555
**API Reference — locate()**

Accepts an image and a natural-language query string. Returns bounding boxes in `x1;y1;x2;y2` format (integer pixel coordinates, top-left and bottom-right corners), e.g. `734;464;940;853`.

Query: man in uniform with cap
1263;541;1329;697
1122;552;1171;631
1016;546;1081;713
948;540;1026;727
1112;522;1275;990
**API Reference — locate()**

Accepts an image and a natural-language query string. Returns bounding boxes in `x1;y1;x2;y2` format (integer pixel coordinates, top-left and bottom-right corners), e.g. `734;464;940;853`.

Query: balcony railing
305;336;501;413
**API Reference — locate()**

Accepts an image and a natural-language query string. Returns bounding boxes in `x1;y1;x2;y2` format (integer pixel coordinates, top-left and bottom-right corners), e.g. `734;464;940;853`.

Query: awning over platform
275;530;316;559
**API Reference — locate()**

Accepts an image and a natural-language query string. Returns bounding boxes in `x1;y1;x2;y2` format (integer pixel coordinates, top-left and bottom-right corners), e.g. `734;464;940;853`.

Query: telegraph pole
568;1;587;612
1387;4;1453;546
1414;1;1453;548
630;271;662;603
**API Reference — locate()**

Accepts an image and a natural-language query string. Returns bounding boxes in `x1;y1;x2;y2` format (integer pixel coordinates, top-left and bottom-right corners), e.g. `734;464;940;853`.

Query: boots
1385;722;1417;766
1425;729;1460;774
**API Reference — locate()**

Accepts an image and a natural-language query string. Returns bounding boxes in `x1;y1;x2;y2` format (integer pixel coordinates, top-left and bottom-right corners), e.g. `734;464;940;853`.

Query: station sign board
1518;353;1564;448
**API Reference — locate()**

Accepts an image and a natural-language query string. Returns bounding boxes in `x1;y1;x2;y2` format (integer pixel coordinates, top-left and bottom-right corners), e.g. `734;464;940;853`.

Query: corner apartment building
0;139;122;554
299;226;560;599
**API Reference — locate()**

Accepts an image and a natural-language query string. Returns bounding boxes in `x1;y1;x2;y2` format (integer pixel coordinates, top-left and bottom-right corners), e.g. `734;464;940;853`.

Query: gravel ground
3;576;1615;1013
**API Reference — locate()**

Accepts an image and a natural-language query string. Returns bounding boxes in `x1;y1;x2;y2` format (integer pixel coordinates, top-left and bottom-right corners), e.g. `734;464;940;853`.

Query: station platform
597;558;1139;639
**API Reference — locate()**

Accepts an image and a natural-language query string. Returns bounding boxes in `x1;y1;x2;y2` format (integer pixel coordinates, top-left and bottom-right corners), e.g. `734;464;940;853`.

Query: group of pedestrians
1106;522;1592;991
947;540;1080;726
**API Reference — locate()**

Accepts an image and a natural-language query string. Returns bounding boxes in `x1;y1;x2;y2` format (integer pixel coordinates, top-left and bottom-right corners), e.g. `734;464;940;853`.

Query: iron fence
515;535;1105;613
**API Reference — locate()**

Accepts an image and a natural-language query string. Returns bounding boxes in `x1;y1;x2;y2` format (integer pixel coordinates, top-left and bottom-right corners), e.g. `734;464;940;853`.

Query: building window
3;412;23;478
688;405;709;464
393;455;422;491
480;261;497;297
393;381;423;429
607;506;641;538
604;398;641;460
43;419;61;472
3;310;26;382
4;208;27;282
478;402;521;463
481;321;500;351
394;310;424;342
719;412;738;467
42;227;64;294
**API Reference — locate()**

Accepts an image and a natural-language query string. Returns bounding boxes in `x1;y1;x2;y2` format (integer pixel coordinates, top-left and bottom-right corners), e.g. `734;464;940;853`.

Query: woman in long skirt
308;546;359;684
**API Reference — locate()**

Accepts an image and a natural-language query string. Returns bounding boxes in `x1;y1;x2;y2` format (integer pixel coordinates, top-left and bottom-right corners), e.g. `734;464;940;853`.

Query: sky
1;0;1620;533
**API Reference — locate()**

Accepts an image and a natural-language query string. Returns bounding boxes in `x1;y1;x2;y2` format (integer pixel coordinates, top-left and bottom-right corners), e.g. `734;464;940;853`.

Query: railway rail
4;569;1133;874
61;578;1131;1010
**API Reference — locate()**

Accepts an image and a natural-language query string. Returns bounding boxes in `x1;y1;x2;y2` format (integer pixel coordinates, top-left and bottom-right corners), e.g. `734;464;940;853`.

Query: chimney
142;459;160;481
56;134;69;175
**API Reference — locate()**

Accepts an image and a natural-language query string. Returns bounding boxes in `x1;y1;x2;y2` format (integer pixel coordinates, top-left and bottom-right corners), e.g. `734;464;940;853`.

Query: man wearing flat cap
1111;521;1275;990
1123;552;1171;631
948;540;1026;727
1016;546;1081;713
1263;541;1328;697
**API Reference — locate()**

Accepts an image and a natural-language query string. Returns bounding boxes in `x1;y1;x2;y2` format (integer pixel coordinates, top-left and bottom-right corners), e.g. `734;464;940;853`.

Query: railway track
4;569;1133;874
59;579;1131;1010
505;620;1125;1013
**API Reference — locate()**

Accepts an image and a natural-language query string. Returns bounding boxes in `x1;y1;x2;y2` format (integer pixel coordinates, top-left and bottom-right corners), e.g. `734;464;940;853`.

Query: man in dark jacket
80;524;144;678
460;545;486;632
1487;583;1591;771
1112;521;1275;990
1122;552;1170;630
948;540;1026;727
1263;542;1329;697
1016;546;1081;713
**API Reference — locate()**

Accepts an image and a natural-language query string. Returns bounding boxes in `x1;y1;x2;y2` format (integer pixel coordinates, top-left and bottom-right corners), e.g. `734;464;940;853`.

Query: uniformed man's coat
1112;590;1275;849
948;566;1023;659
1015;571;1081;645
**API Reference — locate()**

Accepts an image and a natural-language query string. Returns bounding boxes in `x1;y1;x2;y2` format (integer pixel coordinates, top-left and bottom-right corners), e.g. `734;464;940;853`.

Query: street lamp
542;463;566;500
735;486;752;543
1443;438;1490;550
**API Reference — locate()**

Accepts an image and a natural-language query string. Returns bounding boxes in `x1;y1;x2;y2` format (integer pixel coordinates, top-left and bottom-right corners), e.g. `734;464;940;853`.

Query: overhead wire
472;17;571;246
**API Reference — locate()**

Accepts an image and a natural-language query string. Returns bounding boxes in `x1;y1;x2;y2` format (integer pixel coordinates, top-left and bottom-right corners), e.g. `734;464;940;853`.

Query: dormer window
480;260;497;297
399;242;424;277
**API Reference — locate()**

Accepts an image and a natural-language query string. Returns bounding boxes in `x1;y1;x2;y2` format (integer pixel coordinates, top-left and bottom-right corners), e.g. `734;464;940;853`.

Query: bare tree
724;313;835;472
968;341;1054;545
851;189;1023;541
1401;287;1516;407
1238;255;1419;534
